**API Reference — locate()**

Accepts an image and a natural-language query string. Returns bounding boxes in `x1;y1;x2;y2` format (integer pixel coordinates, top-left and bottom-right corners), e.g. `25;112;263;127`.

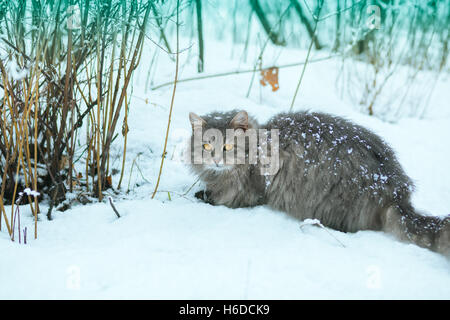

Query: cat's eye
223;144;233;151
203;143;213;151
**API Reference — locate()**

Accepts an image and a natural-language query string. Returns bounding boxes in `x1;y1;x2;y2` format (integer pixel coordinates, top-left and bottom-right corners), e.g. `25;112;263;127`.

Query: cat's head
187;110;258;175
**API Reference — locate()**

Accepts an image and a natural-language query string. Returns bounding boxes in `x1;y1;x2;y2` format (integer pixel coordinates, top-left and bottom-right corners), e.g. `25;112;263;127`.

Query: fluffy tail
382;203;450;257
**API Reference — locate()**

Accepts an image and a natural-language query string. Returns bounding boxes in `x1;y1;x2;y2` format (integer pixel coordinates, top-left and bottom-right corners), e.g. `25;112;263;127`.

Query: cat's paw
195;190;206;201
195;190;212;203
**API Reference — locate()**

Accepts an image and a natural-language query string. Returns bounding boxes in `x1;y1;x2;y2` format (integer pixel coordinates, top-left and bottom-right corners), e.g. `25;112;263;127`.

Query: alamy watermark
187;123;280;176
366;3;381;30
67;5;81;30
66;265;81;290
366;265;382;289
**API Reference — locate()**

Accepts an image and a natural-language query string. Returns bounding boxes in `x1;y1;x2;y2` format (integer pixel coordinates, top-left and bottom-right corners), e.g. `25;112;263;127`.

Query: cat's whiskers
208;164;233;172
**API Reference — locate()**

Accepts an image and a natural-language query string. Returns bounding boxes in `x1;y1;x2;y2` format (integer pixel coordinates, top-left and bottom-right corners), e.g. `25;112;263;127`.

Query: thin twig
108;196;121;218
151;54;337;90
303;0;365;22
299;219;346;248
151;0;180;199
156;190;196;202
290;0;324;111
182;177;201;196
246;3;292;98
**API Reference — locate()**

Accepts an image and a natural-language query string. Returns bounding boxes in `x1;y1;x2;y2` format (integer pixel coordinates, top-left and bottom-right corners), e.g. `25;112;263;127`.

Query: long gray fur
188;110;450;256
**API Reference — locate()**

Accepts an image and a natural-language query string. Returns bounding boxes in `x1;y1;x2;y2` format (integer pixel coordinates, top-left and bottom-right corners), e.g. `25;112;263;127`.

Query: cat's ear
189;112;206;130
230;111;248;131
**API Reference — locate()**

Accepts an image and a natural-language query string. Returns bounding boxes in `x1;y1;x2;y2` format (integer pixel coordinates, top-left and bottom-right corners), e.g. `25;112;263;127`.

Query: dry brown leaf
260;67;280;92
106;176;112;188
59;155;68;170
122;123;129;136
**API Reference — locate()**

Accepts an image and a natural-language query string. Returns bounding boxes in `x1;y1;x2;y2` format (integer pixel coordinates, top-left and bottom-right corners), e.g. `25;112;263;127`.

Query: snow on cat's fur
189;110;450;256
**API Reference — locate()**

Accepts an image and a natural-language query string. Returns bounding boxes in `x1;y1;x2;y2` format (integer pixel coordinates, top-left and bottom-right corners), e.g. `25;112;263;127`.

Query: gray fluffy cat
188;110;450;256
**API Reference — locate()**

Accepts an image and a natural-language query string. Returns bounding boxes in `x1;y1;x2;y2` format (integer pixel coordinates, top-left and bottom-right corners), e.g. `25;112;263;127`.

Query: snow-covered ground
1;39;450;299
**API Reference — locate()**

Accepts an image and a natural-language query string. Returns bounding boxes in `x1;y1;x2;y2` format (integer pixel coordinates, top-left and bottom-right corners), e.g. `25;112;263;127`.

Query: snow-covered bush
0;0;155;237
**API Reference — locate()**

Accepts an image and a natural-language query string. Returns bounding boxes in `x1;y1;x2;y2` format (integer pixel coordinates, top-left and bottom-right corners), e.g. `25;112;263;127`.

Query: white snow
6;58;28;81
20;188;40;198
1;38;450;299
